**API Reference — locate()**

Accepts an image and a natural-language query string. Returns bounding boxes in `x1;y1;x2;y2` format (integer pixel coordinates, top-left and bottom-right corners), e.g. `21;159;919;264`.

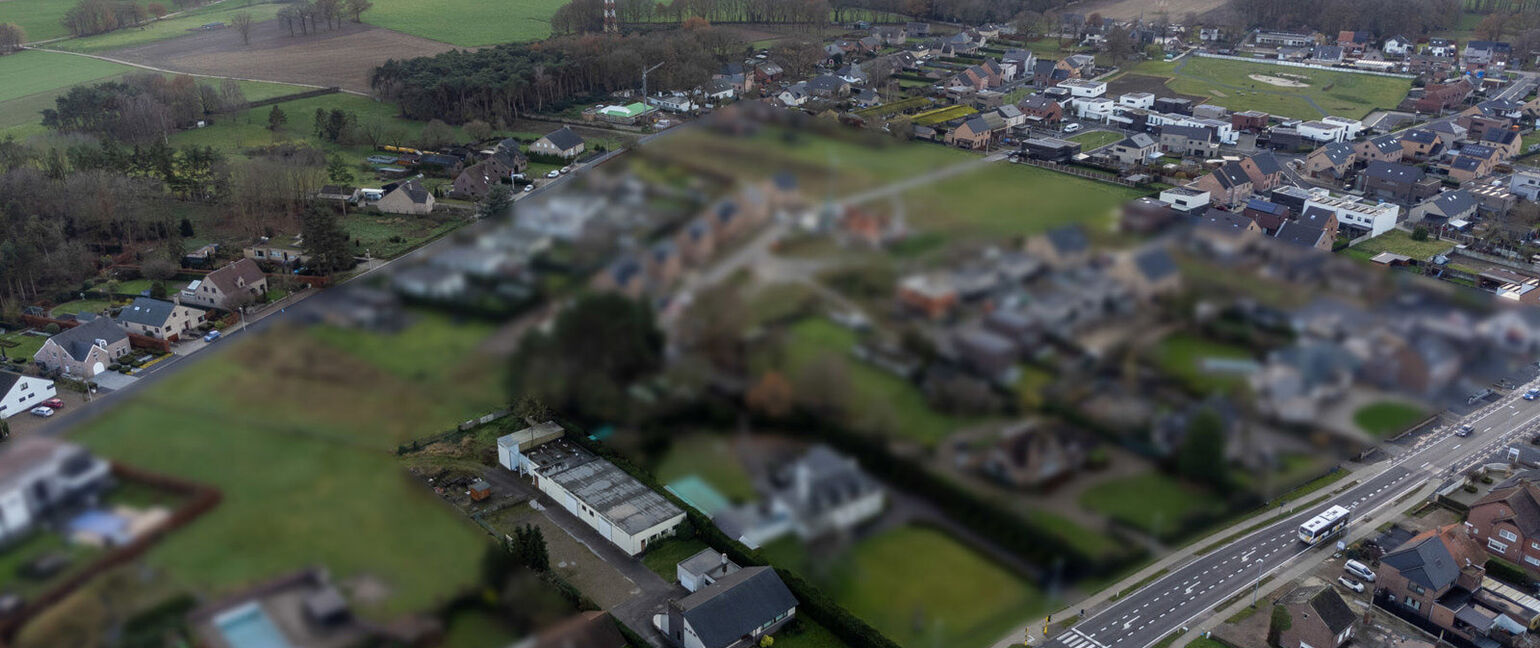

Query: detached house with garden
182;258;267;311
33;318;131;379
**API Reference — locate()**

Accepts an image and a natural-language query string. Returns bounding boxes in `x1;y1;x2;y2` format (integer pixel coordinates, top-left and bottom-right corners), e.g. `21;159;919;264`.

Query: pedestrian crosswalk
1057;629;1109;648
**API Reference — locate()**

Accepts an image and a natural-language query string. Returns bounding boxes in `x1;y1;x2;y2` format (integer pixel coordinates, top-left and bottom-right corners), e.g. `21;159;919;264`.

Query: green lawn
441;608;521;648
337;212;464;260
0;330;47;359
0;50;136;104
1354;401;1429;438
66;325;504;619
0;0;79;42
49;299;114;318
169;90;478;160
1149;333;1254;395
1080;472;1227;539
1344;229;1455;261
831;526;1046;648
773;618;852;648
112;278;188;296
1123;57;1413;120
362;0;568;46
899;163;1147;241
654;434;758;503
51;2;286;53
639;537;710;582
1069;130;1123;150
777;318;973;445
308;309;498;383
1028;510;1121;559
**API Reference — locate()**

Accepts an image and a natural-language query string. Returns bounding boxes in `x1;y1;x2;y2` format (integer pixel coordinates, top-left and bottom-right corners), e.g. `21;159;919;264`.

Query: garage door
596;517;612;539
564;493;578;515
92;362;105;375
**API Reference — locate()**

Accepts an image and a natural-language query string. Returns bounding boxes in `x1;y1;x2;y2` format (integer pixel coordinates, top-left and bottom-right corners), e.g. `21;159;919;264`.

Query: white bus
1299;505;1351;545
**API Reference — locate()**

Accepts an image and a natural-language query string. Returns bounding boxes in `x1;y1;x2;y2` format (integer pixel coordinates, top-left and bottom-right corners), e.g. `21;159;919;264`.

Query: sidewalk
996;459;1388;648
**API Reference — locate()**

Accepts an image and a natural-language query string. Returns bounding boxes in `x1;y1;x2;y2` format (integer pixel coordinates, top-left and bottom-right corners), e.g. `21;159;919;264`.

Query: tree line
551;0;1077;31
43;74;249;144
1229;0;1464;39
371;25;795;125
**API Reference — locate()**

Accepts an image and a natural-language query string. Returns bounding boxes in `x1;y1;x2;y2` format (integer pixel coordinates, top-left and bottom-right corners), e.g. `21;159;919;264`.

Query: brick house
377;179;435;215
1399;129;1443;161
1355;134;1404;165
898;273;958;319
1362;160;1437;204
1025;226;1090;268
946;116;997;150
1158;125;1218;158
183;258;267;311
1415;79;1474;113
1376;525;1490;640
33;318;132;379
1231;110;1269;133
1189;161;1253;207
673;217;716;266
1275;585;1356;648
116;297;207;341
1467;477;1540;573
1018;95;1063;125
1304;143;1355;180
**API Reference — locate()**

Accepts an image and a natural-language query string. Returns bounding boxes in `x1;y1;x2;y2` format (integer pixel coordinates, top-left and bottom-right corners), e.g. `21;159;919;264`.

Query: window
1410;583;1426;595
1500;529;1519;542
1405;597;1421;610
1489;538;1510;553
1527;555;1540;566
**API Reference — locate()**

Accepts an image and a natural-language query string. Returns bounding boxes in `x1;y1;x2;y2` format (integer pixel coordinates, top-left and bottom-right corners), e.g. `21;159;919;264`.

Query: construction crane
641;61;664;104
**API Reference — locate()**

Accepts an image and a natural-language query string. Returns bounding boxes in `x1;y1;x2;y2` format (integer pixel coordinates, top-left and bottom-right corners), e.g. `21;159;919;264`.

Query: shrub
1465;483;1479;493
108;363;121;371
44;323;61;334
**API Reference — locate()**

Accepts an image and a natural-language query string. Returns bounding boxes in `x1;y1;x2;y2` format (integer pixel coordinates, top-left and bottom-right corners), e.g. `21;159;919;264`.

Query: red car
41;398;64;410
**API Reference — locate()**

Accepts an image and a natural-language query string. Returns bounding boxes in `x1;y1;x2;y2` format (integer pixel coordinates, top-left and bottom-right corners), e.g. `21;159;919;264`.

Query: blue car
203;330;221;343
1527;389;1539;401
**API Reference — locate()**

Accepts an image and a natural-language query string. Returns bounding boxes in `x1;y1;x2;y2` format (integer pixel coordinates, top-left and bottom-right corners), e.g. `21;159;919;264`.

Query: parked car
1525;388;1538;400
1456;424;1475;437
560;166;573;174
29;407;53;418
545;170;560;178
1344;559;1376;582
1337;577;1364;593
1063;123;1082;133
203;330;221;343
523;184;534;192
41;398;64;410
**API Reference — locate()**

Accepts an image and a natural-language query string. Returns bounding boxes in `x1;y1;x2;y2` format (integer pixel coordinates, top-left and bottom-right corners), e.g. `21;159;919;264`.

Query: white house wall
0;376;54;419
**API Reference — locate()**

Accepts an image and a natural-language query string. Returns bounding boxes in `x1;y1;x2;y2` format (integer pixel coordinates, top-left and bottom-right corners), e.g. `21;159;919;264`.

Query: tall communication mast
603;0;617;33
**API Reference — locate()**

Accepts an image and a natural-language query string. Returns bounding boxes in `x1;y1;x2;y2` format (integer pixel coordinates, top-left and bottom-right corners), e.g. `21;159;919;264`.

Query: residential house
776;84;809;107
1057;79;1106;98
678;549;740;594
1112;245;1182;297
1337;30;1371;55
1249;341;1357;423
806;75;850;98
377;179;434;215
393;264;466;300
243;235;308;266
530;127;586;159
1362;160;1435;204
33;318;131;379
1018;95;1063;124
1383;35;1414;56
502;430;684;555
771;445;884;539
1122;197;1177;234
952;328;1017;379
1298;205;1341;240
1310;45;1344;63
874;24;906;45
449;162;501;200
835;63;868;85
0;372;54;419
1189;161;1255;207
1275;585;1357;648
946;115;998;150
116;297;205;341
0;438;113;543
1305;189;1400;237
1026;226;1091;268
1467;478;1540;573
657;567;797;648
674;217;717;266
1428;38;1457;57
1464;40;1513;71
1400;129;1443;161
1304;142;1356;179
1273;220;1334;251
1356;134;1405;164
1243;199;1292;234
644;240;683;287
488;138;528;176
753;61;784;84
1255;31;1315;48
950;65;993;91
1073;97;1115;122
1232;110;1269;133
1158;186;1210;213
182;258;266;311
898;273;958;319
1415;79;1474;113
1410;189;1479;225
1460;112;1514;142
1109;133;1159;166
1377;524;1533;646
1119;92;1156;110
1062;54;1096;77
1158;125;1218;157
997;104;1026;129
980;422;1089;488
1299;119;1351;143
1512;171;1540;201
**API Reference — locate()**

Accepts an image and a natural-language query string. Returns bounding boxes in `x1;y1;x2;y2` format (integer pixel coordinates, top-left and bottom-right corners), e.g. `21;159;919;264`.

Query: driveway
90;371;138;392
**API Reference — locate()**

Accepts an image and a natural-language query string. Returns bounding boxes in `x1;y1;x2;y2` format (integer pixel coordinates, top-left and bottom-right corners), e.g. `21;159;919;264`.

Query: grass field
639;537;710;581
49;299;114;318
1080;472;1227;539
1354;401;1429;438
0;0;78;42
1069;130;1124;150
441;608;521;648
65;321;507;618
339;212;465;260
653;434;758;503
774;618;851;648
1343;229;1456;262
362;0;567;46
1150;333;1255;395
899;163;1147;241
831;526;1046;648
1029;510;1123;559
775;317;973;445
169;90;476;160
0;330;47;359
1123;57;1413;120
51;2;287;53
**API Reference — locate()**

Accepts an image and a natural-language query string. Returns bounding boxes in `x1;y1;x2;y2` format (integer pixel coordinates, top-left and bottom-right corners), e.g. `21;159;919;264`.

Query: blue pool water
213;601;294;648
666;475;731;516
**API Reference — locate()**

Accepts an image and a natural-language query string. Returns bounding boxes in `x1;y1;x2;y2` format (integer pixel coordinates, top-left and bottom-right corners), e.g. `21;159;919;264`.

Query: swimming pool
213;601;294;648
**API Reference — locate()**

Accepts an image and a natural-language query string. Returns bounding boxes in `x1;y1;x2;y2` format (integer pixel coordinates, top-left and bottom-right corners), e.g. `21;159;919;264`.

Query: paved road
1029;380;1540;648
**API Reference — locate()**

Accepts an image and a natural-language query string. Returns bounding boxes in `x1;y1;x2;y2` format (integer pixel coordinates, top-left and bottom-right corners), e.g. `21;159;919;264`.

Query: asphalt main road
1041;381;1540;648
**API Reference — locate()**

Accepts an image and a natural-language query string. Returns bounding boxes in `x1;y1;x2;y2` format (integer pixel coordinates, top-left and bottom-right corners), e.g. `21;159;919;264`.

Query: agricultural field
0;0;78;42
1123;57;1413;120
67;322;501;619
51;2;287;53
362;0;568;46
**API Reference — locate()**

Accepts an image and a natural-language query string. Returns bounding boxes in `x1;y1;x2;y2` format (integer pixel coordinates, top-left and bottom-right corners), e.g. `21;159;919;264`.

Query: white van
1063;123;1083;133
1344;559;1376;582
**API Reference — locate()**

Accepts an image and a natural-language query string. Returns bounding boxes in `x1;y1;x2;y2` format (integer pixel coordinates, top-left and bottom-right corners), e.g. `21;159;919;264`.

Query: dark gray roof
1133;247;1178;281
541;127;585;152
677;567;797;648
0;372;20;396
1045;226;1089;254
1368;134;1403;154
1118;133;1157;149
1381;532;1462;591
116;297;179;328
1365;160;1424;184
1274;221;1327;248
392;179;431;204
808;75;845;93
48;317;128;361
1299;205;1337;229
1424;190;1477;217
1319;142;1355;166
1309;588;1357;634
1403;129;1438;144
1199;208;1254;231
1250;152;1283;176
1161;124;1213;142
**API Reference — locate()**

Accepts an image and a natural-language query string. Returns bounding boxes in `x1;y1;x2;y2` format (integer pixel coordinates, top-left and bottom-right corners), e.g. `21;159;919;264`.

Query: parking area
3;387;92;437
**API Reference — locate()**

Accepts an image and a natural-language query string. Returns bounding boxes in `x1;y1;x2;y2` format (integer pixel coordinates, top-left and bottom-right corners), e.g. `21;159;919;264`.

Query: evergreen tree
326;155;354;185
267;105;288;131
476;184;512;220
1178;408;1228;488
313;108;326;138
300;206;353;273
179;217;194;238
